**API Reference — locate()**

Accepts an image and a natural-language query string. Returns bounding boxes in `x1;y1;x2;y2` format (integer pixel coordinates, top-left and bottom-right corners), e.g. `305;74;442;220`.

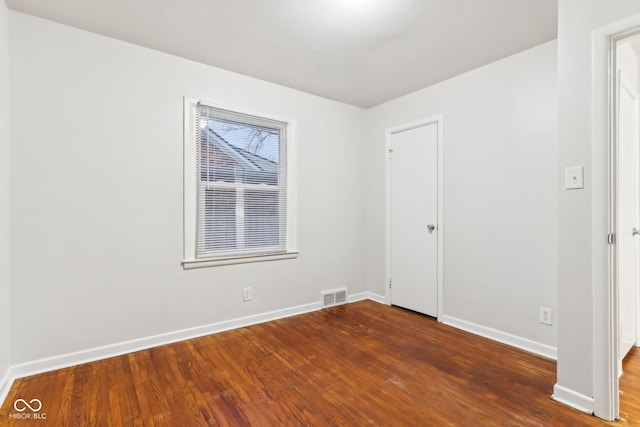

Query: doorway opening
614;31;640;369
613;29;640;421
591;15;640;420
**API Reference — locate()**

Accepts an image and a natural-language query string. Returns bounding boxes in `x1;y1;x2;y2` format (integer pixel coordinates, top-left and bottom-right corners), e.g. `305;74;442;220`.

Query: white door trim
592;12;640;421
384;115;444;319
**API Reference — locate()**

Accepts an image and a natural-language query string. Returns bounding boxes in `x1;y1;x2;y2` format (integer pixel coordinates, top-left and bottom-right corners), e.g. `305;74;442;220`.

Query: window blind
195;103;288;259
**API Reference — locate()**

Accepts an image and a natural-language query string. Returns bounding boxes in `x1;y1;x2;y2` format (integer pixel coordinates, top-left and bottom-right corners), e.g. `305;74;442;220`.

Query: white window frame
182;97;298;268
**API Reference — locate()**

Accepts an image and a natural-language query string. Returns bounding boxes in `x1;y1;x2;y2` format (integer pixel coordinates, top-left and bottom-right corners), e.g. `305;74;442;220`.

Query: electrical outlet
539;307;552;325
243;287;252;302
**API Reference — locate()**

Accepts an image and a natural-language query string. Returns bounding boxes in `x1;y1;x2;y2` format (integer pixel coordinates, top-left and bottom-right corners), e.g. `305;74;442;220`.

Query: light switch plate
565;166;584;190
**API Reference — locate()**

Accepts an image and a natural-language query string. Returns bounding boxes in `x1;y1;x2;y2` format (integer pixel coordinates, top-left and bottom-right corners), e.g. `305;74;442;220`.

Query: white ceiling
4;0;557;107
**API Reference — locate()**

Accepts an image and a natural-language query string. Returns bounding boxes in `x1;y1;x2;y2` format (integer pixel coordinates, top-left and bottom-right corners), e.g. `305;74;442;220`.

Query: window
183;99;297;268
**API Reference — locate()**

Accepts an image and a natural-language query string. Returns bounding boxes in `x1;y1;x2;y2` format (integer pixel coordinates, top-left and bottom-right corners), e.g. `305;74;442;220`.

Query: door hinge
388;148;393;159
608;233;616;245
389;279;392;289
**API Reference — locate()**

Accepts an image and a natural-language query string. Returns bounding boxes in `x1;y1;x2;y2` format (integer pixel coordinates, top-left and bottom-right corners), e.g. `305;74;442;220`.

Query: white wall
8;12;366;365
0;0;11;383
556;0;640;417
364;41;558;351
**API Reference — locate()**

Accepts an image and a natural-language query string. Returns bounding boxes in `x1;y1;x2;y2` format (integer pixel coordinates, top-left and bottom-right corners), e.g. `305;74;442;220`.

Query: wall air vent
321;288;348;309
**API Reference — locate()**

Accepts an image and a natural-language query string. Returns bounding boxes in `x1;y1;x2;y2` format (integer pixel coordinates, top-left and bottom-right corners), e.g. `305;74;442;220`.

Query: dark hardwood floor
621;347;640;425
1;300;638;426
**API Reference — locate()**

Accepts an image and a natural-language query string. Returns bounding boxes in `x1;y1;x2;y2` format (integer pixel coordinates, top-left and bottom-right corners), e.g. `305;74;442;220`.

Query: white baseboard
440;314;557;360
350;291;385;304
0;368;12;411
1;294;386;407
552;383;595;414
7;300;325;383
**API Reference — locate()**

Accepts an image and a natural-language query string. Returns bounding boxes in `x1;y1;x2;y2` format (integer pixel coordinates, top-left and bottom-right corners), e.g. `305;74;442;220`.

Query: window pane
199;127;238;183
200;118;280;186
211;118;280;164
245;190;281;249
203;188;236;252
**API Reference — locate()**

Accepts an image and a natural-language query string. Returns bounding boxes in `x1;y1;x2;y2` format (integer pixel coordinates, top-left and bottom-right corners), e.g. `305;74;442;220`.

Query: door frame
384;115;444;318
593;13;640;421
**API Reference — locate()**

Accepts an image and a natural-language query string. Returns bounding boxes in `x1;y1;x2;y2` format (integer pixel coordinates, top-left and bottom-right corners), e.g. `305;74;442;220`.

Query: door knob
633;228;640;236
427;224;436;234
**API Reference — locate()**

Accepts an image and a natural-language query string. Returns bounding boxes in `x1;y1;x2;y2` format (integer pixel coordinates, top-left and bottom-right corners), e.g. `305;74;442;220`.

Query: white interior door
390;123;438;316
617;70;640;361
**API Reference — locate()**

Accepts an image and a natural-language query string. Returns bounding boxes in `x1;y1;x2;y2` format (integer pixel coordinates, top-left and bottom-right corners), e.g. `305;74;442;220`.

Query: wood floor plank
1;300;638;425
621;347;640;425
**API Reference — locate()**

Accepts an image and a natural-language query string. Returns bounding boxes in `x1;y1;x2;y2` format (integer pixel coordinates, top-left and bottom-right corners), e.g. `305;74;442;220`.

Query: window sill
182;251;299;269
